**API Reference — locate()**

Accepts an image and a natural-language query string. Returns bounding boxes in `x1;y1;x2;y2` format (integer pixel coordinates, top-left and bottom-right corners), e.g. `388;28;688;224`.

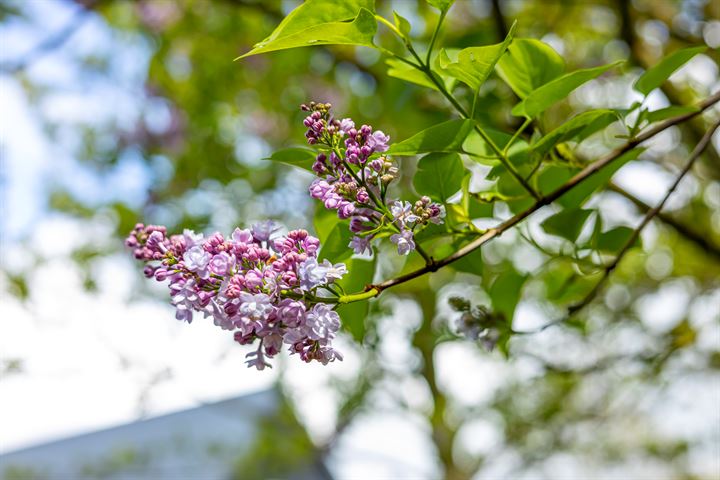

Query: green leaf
314;206;338;243
532;110;618;156
644;105;699;125
413;152;466;202
437;22;515;91
388;119;475;156
512;61;622;118
495;38;565;98
318;223;353;263
238;7;377;58
263;147;316;171
541;208;594;242
451;247;483;275
392;10;411;38
557;147;644;208
595;226;640;252
490;267;528;321
427;0;455;12
633;46;707;96
386;58;439;91
336;257;376;342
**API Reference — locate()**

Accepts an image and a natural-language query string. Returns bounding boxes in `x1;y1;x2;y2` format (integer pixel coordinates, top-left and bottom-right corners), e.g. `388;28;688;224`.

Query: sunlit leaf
532;109;618;156
388;119;475;156
437;22;516;91
386;58;439;91
512;61;623;118
263;147;316;171
238;7;377;58
392;10;411;38
427;0;455;12
413;152;466;202
634;46;707;96
495;38;565;98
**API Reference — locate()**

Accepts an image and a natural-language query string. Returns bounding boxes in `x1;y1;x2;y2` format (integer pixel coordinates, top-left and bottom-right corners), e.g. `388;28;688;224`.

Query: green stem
504;118;532;155
426;10;447;65
404;43;541;200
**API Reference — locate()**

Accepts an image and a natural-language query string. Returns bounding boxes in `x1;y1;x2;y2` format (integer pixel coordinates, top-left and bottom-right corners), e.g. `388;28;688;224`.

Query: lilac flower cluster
126;222;347;369
301;102;445;256
448;297;502;351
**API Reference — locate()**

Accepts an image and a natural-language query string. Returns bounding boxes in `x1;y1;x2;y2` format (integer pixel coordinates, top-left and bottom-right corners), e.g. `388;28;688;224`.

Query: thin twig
607;182;720;261
567;118;720;314
329;90;720;304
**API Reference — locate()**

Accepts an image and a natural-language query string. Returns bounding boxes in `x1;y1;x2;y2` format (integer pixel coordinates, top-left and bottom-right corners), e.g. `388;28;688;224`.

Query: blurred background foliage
1;0;719;479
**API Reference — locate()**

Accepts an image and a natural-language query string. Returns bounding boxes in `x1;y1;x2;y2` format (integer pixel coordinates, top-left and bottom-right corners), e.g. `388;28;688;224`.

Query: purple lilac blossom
300;102;446;259
126;222;347;369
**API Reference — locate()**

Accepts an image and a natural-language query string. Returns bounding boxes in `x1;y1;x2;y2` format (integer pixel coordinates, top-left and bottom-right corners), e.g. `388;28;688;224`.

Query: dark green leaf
451;247;483;275
634;46;707;96
644;105;699;125
413;152;466;202
238;7;377;58
437;22;515;91
388;119;475;156
541;208;593;242
596;226;640;252
532;110;618;156
495;38;565;98
512;61;623;118
263;147;316;171
490;267;528;321
336;257;376;342
318;223;353;263
557;147;643;208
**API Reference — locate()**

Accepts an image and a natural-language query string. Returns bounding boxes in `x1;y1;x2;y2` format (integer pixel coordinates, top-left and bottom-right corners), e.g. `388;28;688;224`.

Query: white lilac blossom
126;222;346;368
301;102;445;258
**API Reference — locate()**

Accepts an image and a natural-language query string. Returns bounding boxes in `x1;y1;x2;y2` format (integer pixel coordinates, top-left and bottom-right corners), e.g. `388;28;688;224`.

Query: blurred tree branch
0;0;97;74
607;181;720;261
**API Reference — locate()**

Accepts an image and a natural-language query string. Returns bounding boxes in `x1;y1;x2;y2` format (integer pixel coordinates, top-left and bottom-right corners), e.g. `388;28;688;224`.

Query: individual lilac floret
127;222;348;369
390;230;416;256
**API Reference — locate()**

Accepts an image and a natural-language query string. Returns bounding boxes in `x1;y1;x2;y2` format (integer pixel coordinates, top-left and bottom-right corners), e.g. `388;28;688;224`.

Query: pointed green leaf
392;10;411;38
318;223;353;263
263;147;316;171
388;119;475;156
557;147;644;208
532;110;618;156
634;46;707;96
513;61;622;118
644;105;699;125
595;226;640;252
490;267;528;321
386;58;440;91
336;257;376;342
413;152;466;202
427;0;455;12
495;38;565;98
238;8;377;58
438;22;516;91
541;208;593;242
